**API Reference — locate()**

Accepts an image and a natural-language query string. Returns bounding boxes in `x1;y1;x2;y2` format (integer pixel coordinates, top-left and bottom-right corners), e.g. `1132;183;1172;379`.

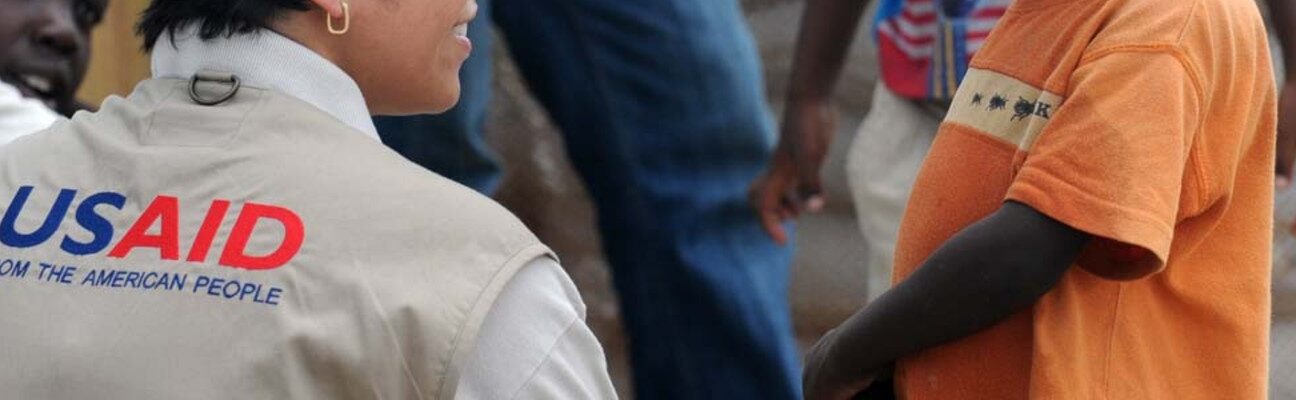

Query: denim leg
492;0;800;398
372;0;502;195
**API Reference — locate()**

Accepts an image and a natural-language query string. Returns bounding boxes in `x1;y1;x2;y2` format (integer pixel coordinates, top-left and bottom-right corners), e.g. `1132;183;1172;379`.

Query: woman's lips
453;0;477;53
453;23;472;53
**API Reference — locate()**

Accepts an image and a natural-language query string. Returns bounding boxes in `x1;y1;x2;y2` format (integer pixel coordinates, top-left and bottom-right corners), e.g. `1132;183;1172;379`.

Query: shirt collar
150;27;381;142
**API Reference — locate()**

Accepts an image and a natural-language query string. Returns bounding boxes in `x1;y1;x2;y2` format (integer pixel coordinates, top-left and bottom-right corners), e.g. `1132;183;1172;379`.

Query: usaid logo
0;186;305;270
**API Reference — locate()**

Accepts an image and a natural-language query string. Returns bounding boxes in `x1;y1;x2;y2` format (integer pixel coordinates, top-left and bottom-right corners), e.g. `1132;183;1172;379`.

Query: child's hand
749;100;836;244
802;328;877;400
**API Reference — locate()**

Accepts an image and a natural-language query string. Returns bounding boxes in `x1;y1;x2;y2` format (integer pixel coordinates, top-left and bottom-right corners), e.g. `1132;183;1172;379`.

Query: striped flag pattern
874;0;1011;100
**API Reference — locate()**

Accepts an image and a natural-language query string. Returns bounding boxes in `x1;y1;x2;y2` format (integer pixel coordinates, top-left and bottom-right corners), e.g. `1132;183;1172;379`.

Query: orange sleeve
1005;49;1203;280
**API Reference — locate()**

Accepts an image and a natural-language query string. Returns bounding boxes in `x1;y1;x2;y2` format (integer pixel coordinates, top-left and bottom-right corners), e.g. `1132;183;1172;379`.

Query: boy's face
0;0;107;116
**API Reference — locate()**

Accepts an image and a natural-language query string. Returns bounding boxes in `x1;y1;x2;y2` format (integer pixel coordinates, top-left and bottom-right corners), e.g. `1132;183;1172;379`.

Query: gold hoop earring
326;1;350;35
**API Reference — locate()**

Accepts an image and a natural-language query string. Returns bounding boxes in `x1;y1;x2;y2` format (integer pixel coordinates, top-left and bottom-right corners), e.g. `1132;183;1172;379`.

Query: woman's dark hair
136;0;313;51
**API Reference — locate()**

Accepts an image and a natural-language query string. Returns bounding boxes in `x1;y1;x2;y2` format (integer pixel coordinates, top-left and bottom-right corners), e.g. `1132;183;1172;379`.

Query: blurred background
79;0;1296;398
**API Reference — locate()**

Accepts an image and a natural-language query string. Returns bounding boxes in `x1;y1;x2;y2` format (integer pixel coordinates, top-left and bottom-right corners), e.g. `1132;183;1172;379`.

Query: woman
0;0;616;399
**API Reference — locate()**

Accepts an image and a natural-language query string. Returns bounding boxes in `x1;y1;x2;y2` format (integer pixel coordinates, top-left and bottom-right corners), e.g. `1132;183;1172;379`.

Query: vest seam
224;87;268;149
437;242;554;399
345;246;430;400
138;81;182;146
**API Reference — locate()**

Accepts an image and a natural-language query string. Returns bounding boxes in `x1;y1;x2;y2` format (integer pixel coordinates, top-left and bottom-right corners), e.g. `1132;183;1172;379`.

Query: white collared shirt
0;81;60;146
151;28;616;399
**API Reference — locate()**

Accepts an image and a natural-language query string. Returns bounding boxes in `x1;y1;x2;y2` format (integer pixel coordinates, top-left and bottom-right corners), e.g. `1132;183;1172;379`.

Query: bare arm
786;0;873;103
802;202;1089;399
750;0;871;244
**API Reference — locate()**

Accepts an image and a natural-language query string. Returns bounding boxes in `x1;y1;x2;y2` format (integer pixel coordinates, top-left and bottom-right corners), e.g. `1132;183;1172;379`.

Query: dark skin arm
802;202;1091;400
1269;0;1296;184
750;0;870;244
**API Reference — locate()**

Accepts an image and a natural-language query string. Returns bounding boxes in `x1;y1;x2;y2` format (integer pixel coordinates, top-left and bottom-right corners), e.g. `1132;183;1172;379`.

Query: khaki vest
0;78;552;399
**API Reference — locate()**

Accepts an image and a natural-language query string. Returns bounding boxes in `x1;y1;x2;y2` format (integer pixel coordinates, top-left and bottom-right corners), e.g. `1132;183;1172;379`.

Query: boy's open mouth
1;68;67;111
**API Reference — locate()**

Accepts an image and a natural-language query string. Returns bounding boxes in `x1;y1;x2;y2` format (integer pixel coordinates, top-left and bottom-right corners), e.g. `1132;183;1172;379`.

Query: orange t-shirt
891;0;1275;398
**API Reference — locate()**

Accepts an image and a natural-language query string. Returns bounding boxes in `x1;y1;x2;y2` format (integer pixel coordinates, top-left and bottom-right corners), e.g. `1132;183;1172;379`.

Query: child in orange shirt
802;0;1278;398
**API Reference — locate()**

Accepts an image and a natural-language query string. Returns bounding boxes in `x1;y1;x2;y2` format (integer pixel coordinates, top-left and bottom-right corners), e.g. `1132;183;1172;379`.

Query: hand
1276;81;1296;188
803;328;876;400
749;100;837;244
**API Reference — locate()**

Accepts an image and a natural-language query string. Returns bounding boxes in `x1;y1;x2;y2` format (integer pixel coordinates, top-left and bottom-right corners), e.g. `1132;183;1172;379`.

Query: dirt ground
478;1;1296;397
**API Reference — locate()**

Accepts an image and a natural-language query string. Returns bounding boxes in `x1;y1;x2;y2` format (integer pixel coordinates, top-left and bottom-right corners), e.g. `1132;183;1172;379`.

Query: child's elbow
982;254;1072;310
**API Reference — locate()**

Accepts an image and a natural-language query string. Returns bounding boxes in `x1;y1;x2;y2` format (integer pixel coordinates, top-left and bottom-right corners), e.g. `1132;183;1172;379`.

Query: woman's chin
423;99;458;115
422;81;462;114
419;88;461;115
369;82;461;116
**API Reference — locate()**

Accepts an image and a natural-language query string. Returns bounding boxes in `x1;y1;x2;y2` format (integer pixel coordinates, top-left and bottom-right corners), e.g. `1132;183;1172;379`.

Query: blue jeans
374;0;800;398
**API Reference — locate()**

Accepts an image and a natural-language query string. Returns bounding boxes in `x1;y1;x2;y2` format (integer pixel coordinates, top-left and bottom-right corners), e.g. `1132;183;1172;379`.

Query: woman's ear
308;0;346;19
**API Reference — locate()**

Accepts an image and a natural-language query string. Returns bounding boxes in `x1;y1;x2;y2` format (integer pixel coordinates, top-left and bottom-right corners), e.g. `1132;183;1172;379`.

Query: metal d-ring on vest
188;71;242;106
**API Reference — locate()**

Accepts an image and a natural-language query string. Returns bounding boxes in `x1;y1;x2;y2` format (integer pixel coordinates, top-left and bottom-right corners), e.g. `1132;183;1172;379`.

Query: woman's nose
31;3;83;57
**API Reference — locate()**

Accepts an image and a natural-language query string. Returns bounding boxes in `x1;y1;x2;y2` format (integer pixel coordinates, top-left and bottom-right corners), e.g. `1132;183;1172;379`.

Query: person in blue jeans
373;0;801;398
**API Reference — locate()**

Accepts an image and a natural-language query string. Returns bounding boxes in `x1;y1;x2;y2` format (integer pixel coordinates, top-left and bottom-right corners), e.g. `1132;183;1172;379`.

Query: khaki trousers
845;85;947;300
